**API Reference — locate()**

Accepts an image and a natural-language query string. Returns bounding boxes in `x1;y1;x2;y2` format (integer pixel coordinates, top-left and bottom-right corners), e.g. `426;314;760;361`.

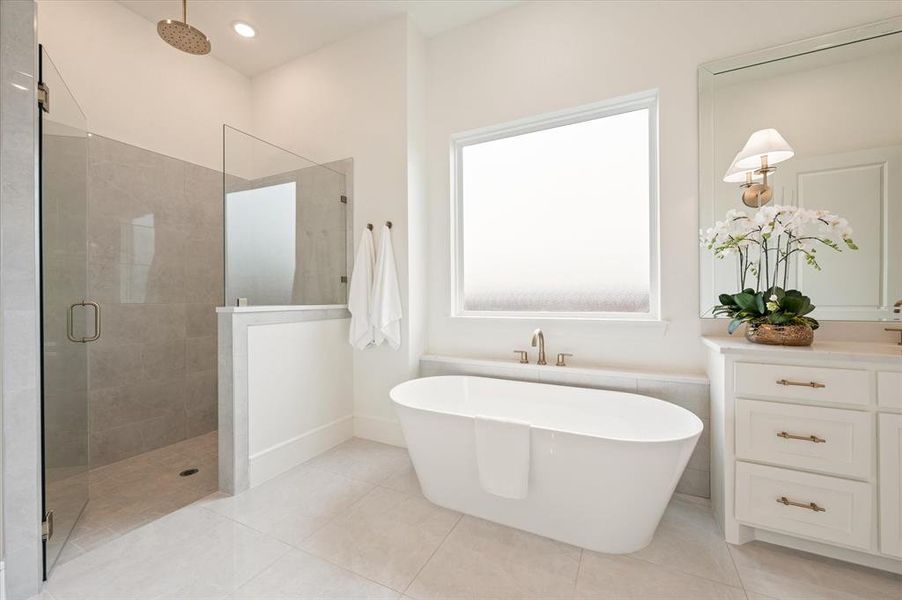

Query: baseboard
248;415;353;487
353;414;406;447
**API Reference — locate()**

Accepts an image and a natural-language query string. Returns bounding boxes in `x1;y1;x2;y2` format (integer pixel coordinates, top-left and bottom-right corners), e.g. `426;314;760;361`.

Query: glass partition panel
40;46;90;575
223;126;349;306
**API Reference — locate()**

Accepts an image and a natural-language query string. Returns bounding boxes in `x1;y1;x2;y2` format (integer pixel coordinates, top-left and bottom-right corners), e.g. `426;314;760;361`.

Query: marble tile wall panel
87;135;222;467
419;357;711;498
1;0;43;595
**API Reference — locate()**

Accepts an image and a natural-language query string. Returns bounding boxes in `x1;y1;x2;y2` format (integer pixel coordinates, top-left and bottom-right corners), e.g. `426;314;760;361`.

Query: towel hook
386;221;392;229
366;223;373;231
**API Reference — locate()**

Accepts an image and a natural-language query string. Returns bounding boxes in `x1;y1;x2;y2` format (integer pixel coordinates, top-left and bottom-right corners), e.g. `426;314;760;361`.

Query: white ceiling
118;0;520;77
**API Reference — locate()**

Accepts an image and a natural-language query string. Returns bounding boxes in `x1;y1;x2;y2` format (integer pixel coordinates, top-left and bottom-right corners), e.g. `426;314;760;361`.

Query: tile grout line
400;512;465;598
196;487;402;595
725;543;755;597
624;551;749;593
218;539;293;598
573;548;585;597
622;501;749;592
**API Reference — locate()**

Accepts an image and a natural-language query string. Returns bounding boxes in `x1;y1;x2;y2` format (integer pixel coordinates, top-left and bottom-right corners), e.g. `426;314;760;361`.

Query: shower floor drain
179;468;199;477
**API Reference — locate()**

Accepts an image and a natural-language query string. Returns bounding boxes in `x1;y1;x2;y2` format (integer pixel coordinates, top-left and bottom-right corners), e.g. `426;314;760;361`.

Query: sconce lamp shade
723;152;762;183
734;128;795;170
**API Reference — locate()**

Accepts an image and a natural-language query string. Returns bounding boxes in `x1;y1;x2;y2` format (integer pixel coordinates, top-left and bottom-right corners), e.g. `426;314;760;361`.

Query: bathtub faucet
531;329;547;365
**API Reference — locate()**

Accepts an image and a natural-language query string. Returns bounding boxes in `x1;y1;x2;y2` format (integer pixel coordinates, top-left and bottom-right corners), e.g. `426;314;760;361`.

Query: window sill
449;312;670;333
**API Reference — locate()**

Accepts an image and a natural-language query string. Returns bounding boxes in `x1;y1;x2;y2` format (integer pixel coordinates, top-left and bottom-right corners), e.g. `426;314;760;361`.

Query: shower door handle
83;301;101;342
67;301;101;343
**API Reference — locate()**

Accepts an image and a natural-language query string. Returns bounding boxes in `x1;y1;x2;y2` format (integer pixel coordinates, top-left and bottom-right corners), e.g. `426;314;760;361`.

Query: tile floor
56;431;218;565
37;437;902;600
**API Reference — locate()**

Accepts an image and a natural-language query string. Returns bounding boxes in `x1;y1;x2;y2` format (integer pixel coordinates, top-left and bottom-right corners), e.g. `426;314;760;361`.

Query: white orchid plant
700;205;858;334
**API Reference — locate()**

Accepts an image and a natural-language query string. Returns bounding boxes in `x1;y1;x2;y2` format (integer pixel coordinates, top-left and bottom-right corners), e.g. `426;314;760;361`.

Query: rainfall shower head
157;0;210;55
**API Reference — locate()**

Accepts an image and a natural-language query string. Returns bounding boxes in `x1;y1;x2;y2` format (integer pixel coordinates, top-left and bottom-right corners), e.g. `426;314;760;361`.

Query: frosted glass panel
460;107;652;314
226;183;297;305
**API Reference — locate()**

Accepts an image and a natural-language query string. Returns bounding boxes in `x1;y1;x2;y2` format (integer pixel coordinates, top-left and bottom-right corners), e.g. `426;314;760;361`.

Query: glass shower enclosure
223;126;351;307
39;46;91;575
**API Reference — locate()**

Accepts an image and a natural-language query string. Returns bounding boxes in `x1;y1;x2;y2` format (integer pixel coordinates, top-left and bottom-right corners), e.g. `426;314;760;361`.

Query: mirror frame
697;16;902;319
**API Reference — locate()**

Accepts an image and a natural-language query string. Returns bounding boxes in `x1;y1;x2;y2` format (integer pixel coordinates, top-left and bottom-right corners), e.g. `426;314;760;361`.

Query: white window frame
450;90;660;321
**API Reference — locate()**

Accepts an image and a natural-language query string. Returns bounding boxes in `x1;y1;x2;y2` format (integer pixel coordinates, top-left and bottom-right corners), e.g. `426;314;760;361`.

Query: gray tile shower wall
87;135;223;467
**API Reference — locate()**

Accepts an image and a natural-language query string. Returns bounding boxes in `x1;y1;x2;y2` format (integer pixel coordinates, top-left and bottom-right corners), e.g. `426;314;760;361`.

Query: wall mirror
698;18;902;321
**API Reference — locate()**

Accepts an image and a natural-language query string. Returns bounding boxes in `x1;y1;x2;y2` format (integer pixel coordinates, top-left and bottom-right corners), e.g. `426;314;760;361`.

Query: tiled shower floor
40;437;902;599
56;431;218;565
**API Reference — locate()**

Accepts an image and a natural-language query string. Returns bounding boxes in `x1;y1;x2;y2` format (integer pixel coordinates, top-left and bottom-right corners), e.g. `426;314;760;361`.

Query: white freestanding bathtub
390;375;703;553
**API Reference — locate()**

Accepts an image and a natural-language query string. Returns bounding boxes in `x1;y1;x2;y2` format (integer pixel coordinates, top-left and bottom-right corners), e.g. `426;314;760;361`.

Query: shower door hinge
339;275;348;283
42;510;54;541
37;82;49;113
339;195;348;204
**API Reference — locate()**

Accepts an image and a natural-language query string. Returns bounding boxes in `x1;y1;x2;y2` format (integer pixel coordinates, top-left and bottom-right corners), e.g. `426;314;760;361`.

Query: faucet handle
555;353;573;367
513;350;529;364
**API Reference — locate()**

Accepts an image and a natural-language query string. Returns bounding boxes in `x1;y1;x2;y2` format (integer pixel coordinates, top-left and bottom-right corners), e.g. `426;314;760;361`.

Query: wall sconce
723;128;794;208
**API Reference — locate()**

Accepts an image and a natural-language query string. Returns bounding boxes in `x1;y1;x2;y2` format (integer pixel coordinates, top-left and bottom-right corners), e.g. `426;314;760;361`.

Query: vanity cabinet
880;413;902;558
704;337;902;573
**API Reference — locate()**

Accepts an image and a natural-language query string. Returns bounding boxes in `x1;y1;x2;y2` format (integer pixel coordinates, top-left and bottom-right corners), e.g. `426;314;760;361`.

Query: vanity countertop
216;304;348;314
702;336;902;363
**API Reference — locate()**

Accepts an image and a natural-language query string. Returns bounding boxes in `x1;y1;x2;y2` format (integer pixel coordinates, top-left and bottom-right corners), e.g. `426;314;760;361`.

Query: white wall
36;0;251;170
247;319;353;486
424;0;902;380
250;16;423;443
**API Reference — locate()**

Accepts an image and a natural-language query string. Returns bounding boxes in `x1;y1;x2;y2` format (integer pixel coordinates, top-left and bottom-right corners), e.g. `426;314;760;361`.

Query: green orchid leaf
727;318;745;335
733;292;757;311
768;313;792;324
781;296;804;314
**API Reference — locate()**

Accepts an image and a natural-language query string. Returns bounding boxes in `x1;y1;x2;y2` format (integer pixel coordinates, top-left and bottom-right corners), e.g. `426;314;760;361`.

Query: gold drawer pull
776;379;825;389
776;496;826;512
777;431;826;443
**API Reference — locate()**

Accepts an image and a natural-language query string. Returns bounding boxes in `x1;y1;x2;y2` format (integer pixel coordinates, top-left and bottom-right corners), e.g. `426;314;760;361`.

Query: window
452;91;659;319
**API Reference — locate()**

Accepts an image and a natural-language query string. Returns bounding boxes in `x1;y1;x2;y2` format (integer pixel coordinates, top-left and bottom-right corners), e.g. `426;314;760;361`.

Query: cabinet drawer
734;362;870;406
736;399;872;478
877;372;902;409
735;462;872;550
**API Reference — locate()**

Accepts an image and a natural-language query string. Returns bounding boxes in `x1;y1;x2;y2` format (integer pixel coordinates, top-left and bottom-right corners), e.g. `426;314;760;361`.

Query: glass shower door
39;46;91;575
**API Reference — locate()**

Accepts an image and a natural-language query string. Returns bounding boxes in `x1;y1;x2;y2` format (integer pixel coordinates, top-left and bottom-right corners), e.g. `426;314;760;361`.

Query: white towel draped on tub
348;228;376;349
474;415;530;499
372;224;402;349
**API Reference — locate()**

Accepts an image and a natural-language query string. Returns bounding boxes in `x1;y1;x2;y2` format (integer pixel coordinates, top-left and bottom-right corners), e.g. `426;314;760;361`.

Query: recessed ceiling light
232;21;256;38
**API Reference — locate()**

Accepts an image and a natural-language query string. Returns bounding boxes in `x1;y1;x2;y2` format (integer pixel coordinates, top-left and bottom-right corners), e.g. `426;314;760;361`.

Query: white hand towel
474;415;530;499
348;228;376;349
372;224;402;349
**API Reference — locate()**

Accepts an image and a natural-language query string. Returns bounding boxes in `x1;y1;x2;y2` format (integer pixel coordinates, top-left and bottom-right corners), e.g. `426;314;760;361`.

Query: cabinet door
879;413;902;558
